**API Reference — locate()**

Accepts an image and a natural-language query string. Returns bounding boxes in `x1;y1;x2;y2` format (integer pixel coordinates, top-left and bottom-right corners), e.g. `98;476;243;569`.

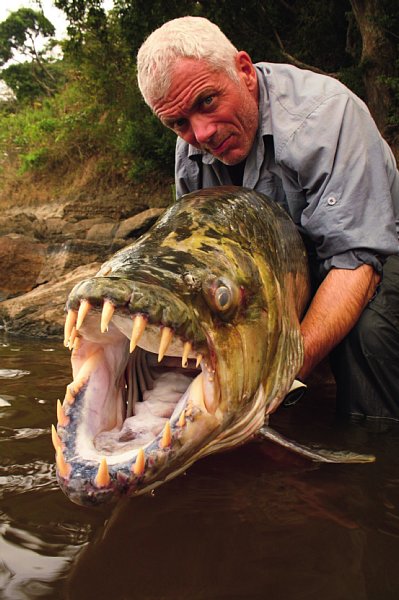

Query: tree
0;8;60;99
350;0;399;150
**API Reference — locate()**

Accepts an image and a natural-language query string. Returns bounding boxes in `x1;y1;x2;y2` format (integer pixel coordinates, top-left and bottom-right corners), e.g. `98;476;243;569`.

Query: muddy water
1;331;399;600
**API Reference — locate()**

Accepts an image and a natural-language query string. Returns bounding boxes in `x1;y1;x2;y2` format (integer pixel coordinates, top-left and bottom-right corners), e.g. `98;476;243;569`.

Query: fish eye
214;285;232;311
203;277;240;317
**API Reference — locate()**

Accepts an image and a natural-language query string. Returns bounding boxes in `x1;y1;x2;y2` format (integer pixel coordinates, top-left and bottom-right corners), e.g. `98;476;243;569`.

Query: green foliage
0;8;55;66
0;0;398;193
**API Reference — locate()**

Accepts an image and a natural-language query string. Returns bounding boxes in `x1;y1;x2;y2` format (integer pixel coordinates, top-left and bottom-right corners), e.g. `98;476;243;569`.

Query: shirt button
327;196;337;206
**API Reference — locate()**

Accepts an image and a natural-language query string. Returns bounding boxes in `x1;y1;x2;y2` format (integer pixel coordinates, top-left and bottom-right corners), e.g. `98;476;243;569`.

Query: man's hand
298;264;380;381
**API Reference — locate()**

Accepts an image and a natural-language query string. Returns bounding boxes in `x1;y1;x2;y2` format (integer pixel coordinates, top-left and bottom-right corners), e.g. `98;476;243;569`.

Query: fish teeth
95;457;110;488
101;300;115;333
178;410;186;427
76;299;91;330
56;447;71;479
130;315;147;353
132;448;145;476
56;399;69;427
158;326;173;362
51;424;62;451
182;341;192;368
64;309;77;346
159;420;172;449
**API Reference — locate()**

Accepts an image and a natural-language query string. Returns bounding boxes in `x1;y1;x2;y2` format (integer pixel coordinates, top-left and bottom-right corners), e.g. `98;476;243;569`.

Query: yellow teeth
64;310;77;346
160;421;172;449
95;457;110;488
196;354;203;368
182;341;192;368
56;399;69;427
130;315;147;353
76;299;91;330
51;424;62;451
67;327;77;351
158;326;173;362
178;410;186;428
101;300;115;333
190;373;204;406
132;448;145;477
65;385;75;405
56;447;71;479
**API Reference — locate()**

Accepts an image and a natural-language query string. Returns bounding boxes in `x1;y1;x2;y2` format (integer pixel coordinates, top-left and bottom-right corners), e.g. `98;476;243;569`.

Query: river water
1;331;399;600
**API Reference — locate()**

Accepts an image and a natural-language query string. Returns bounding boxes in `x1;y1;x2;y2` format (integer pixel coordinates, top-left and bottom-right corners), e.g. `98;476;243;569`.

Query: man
137;16;399;420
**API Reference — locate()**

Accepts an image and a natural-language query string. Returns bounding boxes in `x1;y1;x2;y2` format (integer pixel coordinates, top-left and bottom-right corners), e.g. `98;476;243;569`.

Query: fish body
55;186;371;506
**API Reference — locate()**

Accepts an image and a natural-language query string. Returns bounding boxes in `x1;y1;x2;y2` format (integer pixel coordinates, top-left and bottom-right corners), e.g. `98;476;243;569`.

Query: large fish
54;186;374;506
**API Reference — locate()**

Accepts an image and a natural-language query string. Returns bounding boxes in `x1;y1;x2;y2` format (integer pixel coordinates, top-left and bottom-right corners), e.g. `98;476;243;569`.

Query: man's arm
298;264;380;380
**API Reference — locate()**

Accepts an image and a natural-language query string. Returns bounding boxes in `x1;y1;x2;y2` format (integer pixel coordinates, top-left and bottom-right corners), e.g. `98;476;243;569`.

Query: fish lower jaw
55;315;222;504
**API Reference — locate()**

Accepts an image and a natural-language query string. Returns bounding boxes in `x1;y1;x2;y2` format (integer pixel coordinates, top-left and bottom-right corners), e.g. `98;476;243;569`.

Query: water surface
1;332;399;600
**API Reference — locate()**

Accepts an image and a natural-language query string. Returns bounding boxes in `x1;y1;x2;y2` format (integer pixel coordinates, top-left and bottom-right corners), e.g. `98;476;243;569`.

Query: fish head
54;187;309;505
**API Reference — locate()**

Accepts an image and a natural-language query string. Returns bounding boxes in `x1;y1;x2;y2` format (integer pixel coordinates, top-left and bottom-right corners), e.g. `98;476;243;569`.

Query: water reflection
1;332;399;599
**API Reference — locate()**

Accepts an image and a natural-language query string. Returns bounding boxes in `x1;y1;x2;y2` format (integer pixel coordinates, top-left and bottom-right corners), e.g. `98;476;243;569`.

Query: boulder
0;234;47;299
116;208;165;240
0;262;101;338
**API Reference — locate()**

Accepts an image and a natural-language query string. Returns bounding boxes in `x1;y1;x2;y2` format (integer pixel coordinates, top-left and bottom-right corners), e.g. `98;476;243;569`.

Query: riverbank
0;175;173;338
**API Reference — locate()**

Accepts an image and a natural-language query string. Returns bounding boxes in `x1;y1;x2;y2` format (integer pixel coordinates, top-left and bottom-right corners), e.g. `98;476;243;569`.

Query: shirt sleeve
282;92;399;275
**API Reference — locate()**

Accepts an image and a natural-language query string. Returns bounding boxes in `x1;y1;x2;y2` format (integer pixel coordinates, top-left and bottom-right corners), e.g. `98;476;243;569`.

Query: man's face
152;52;259;166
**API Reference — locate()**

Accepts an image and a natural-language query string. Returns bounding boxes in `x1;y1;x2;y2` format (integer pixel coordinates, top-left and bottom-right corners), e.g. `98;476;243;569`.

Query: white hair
137;16;239;108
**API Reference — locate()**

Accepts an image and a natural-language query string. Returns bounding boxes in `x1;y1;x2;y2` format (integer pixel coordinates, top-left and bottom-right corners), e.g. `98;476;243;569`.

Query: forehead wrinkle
154;66;221;122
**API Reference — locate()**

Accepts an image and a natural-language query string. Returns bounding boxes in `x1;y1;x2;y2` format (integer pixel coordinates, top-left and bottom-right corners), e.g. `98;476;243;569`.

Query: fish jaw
55;277;249;506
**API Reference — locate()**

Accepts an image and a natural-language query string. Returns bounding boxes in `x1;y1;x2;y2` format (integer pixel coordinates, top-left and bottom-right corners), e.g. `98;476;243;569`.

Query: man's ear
235;51;257;92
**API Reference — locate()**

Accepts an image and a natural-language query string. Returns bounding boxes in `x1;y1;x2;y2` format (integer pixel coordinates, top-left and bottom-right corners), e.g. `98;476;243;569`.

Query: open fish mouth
54;278;230;505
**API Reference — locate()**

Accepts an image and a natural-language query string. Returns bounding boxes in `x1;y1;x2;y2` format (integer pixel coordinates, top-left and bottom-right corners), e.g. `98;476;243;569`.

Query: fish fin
259;425;375;464
282;379;307;407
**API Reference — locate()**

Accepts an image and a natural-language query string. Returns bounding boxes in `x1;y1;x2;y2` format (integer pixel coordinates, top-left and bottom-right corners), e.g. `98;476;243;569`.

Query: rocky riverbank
0;192;171;339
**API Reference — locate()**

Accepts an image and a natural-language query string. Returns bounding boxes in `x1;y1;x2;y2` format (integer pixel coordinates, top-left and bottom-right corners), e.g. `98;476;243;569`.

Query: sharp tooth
196;354;203;368
76;299;91;330
130;315;147;353
51;424;62;450
95;457;110;488
67;327;77;351
158;326;173;362
189;373;204;406
132;448;145;476
64;310;77;346
56;447;71;479
56;399;69;427
182;341;192;368
160;420;172;449
101;300;115;333
72;335;81;351
178;410;186;427
65;384;75;405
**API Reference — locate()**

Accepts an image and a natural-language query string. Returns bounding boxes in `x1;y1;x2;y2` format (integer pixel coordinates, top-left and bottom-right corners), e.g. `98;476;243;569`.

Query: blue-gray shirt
175;62;399;277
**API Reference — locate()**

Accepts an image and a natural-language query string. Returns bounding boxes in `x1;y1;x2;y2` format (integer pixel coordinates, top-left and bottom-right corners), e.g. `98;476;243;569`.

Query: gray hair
137;16;239;108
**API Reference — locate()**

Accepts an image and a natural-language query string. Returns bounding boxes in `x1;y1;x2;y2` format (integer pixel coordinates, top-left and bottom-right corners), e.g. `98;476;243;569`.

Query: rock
86;222;118;242
0;234;47;299
0;197;170;337
0;262;101;338
116;208;165;239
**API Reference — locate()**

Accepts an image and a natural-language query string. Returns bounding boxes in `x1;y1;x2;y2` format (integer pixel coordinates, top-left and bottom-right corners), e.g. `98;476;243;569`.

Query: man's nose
191;115;217;145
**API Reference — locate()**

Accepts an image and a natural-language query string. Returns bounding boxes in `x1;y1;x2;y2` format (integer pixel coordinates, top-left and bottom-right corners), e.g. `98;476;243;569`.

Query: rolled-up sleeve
282;93;399;274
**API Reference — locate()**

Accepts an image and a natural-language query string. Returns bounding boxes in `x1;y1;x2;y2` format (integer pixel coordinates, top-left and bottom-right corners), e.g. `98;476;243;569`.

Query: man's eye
203;96;214;106
174;118;187;129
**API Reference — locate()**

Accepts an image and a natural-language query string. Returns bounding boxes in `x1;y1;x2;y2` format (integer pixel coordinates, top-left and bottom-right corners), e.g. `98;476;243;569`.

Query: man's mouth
206;134;233;156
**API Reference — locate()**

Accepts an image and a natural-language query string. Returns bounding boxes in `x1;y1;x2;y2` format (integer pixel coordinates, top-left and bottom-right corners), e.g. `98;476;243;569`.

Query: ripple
0;461;57;498
0;369;30;379
0;426;49;441
0;523;80;600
